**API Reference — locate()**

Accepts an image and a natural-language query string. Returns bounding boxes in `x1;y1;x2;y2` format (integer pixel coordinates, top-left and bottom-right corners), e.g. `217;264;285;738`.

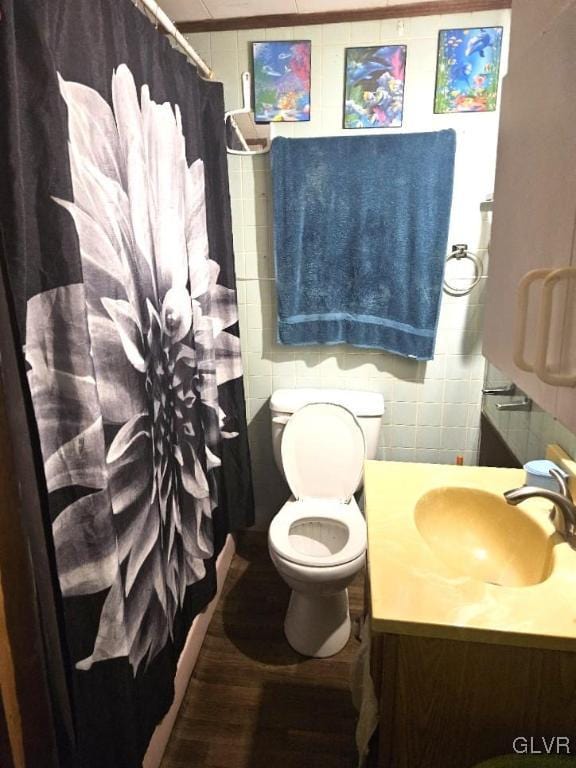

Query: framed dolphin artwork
434;27;503;114
343;45;407;128
252;41;311;123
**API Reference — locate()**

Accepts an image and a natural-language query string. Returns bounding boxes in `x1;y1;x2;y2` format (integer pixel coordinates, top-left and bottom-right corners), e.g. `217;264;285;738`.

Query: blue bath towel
271;132;456;360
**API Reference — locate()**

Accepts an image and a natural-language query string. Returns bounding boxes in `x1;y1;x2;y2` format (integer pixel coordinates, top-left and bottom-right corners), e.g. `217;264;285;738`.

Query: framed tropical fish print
343;45;407;129
252;41;311;123
434;27;504;114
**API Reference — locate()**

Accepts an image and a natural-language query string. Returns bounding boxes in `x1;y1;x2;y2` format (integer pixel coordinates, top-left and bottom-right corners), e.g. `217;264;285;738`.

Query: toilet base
284;588;351;658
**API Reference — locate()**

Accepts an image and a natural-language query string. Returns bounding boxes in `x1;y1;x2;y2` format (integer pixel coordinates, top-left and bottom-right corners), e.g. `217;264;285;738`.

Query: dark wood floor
161;531;364;768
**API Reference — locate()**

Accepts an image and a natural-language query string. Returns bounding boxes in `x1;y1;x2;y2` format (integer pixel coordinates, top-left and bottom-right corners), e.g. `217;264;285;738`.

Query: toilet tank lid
270;388;384;417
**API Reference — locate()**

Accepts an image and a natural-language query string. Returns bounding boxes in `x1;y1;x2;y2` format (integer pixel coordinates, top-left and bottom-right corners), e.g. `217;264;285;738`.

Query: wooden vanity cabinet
367;631;576;768
483;1;576;433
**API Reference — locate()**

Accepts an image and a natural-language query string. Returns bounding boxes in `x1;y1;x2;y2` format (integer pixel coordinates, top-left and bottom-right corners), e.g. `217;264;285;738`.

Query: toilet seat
281;403;366;502
269;498;366;568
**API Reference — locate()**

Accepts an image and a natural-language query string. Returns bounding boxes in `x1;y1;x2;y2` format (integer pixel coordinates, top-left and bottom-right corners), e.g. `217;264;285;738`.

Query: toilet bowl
268;399;379;657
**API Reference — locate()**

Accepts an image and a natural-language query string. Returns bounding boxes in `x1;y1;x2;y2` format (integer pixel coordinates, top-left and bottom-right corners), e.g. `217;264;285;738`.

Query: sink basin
414;487;555;587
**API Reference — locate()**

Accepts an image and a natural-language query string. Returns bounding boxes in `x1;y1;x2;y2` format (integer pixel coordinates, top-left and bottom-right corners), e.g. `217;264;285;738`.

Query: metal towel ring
442;244;483;297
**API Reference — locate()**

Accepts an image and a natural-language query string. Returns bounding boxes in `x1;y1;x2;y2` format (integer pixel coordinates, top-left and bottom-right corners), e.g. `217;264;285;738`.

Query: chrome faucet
504;468;576;546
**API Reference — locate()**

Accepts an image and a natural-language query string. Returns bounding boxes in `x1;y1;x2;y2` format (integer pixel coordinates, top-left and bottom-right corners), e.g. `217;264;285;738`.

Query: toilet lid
281;403;365;501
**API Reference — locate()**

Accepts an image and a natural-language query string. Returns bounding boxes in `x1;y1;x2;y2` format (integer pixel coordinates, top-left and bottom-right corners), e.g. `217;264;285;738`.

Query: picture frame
434;27;504;114
343;45;407;129
252;41;312;123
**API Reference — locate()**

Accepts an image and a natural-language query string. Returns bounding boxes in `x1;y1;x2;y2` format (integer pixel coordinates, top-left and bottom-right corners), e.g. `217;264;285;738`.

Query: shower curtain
0;1;253;765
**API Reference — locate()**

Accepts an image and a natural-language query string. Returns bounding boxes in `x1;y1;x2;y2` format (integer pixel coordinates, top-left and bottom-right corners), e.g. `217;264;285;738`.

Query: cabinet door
554;254;576;433
482;4;576;416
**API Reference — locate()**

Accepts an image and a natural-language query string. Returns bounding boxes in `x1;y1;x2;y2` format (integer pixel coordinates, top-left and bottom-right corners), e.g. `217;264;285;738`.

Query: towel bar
442;244;483;297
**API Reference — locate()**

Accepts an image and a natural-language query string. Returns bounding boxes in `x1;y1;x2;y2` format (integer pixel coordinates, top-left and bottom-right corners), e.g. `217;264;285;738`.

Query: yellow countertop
365;460;576;652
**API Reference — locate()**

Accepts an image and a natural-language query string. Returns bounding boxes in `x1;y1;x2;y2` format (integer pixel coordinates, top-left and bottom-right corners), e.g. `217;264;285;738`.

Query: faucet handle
495;396;532;411
482;384;516;396
550;467;573;502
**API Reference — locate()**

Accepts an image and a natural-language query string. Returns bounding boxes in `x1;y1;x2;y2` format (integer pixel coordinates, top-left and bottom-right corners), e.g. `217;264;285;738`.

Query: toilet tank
269;388;385;478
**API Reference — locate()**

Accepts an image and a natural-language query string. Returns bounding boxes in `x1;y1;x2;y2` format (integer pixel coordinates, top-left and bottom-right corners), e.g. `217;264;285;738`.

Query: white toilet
268;389;384;658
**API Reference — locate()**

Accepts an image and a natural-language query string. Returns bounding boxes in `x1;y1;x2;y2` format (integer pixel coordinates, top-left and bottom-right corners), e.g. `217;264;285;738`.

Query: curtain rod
137;0;216;81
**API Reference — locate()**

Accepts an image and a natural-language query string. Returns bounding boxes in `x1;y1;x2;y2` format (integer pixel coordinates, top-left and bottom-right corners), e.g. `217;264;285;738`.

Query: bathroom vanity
364;458;576;768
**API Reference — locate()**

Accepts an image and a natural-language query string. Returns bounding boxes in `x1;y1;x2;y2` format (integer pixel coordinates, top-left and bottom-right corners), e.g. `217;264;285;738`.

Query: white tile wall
187;9;512;527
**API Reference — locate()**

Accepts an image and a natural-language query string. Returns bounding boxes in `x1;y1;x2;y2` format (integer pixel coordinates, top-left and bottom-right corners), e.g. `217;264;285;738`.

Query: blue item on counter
524;459;568;491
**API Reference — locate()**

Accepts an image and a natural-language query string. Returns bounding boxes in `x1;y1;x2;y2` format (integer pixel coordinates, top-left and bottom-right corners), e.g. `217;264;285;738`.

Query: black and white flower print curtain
0;1;253;765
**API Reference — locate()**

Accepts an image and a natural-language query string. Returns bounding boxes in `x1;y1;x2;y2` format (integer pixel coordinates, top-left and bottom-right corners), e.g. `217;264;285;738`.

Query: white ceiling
158;0;455;23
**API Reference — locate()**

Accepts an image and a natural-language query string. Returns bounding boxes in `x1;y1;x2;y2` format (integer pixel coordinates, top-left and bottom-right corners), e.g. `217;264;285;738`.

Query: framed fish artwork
252;41;311;123
343;45;407;129
434;27;504;114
